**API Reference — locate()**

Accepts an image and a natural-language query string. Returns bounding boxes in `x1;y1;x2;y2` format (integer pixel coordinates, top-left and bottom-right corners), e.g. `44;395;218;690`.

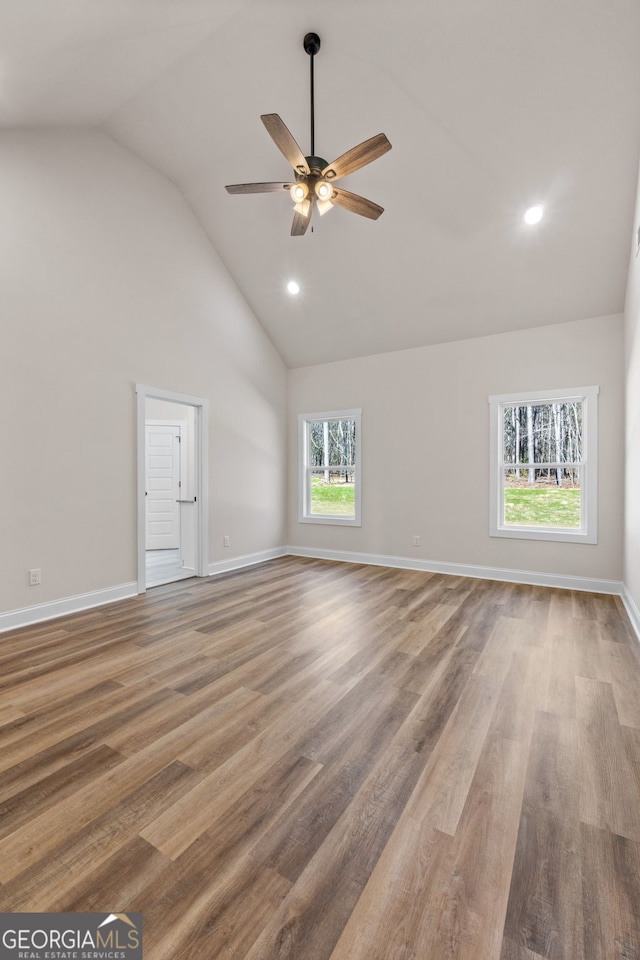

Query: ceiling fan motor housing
303;156;328;176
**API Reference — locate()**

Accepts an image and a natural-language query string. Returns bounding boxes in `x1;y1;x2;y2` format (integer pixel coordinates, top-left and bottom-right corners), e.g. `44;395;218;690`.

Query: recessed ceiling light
524;205;544;225
287;280;300;295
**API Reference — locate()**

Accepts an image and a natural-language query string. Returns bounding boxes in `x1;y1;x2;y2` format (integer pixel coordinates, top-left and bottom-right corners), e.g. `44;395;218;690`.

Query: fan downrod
304;33;321;156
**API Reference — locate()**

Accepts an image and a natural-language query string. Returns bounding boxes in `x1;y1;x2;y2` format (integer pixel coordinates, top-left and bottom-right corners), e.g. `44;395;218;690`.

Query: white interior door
145;423;181;549
137;384;209;594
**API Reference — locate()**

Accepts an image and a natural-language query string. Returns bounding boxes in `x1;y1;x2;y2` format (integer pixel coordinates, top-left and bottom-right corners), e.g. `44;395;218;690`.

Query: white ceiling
2;0;640;367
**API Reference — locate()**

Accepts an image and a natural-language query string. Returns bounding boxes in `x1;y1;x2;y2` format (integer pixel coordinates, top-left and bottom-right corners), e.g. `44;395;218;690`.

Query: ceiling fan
225;32;392;237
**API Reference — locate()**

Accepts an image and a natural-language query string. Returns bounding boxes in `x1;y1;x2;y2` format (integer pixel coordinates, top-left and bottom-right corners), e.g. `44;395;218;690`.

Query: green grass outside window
504;488;581;528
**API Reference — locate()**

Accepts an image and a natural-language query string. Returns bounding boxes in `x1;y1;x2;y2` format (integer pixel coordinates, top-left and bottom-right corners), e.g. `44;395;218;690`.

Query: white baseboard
0;548;286;636
2;547;635;640
286;545;623;596
0;581;138;634
208;546;288;578
621;585;640;644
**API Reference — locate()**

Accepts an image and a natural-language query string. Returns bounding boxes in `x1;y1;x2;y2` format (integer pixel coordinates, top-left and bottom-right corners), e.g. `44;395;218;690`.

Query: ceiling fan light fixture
290;182;309;203
315;180;333;202
316;198;334;216
294;198;311;218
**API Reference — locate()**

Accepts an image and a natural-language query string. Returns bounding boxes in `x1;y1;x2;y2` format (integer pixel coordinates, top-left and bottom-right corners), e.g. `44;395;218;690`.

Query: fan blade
261;114;310;176
226;182;291;194
322;133;391;181
291;207;311;236
331;188;384;220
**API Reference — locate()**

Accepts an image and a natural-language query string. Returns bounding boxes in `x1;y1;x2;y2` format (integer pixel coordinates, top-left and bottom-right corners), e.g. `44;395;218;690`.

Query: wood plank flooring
1;557;640;959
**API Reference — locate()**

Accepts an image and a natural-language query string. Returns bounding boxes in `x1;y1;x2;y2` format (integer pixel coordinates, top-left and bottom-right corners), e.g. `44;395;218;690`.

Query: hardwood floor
1;556;640;959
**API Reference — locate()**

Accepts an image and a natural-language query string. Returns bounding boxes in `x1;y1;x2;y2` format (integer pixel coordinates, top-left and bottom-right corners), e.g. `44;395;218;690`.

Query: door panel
145;424;181;549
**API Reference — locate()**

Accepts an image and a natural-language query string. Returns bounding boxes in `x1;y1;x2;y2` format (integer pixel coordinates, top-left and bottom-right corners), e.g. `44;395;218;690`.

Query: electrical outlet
29;568;41;585
223;535;230;547
412;536;421;547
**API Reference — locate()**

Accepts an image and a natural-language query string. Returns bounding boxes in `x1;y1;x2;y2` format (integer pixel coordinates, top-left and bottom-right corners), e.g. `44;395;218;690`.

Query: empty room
2;2;640;958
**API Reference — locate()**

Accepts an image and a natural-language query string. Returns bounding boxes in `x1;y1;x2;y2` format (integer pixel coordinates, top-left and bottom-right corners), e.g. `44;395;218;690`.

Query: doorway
136;385;209;593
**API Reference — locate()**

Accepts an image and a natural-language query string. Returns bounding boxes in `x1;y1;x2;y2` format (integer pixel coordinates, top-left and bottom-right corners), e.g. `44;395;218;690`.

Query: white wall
289;315;624;583
1;128;287;616
624;160;640;617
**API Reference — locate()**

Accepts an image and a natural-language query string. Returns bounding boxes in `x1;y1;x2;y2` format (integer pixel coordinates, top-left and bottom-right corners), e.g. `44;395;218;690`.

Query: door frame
136;384;209;593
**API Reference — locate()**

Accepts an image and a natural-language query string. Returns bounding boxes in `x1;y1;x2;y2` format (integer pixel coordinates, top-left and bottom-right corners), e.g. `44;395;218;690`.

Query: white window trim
298;408;362;526
488;386;598;544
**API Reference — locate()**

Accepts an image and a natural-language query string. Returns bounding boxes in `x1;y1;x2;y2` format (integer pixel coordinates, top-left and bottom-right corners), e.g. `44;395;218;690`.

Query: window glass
501;401;583;530
299;410;361;526
489;388;598;544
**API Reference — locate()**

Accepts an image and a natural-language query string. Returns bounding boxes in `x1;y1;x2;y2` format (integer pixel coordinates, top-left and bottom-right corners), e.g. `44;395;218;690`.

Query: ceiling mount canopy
225;32;392;236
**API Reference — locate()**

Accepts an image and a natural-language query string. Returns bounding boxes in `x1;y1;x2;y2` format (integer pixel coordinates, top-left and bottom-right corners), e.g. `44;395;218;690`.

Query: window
298;409;361;525
489;386;598;543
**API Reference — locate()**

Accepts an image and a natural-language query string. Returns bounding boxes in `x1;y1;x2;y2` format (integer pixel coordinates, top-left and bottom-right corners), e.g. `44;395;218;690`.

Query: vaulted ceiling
3;1;640;366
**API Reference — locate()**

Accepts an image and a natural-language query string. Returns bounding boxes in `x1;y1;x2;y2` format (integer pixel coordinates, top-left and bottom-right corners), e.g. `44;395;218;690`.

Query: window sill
299;515;361;527
491;525;597;544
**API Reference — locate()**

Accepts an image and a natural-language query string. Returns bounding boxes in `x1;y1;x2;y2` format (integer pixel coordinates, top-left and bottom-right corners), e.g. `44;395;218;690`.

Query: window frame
488;386;598;544
298;408;362;526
